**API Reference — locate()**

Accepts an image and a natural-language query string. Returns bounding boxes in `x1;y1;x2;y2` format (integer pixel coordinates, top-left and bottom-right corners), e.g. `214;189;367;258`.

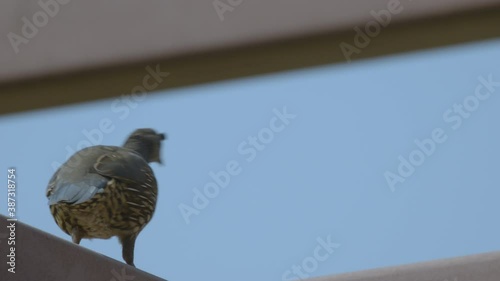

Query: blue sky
1;38;500;281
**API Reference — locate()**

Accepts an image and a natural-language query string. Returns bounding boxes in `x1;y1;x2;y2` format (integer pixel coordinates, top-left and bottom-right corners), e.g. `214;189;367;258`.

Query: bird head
124;128;166;164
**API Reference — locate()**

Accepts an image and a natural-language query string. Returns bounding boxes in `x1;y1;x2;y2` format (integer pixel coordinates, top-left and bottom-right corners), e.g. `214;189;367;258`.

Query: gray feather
47;173;107;205
46;145;152;206
94;151;152;184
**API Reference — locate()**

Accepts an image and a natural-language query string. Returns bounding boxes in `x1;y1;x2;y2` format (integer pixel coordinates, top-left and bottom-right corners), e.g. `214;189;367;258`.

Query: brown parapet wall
311;251;500;281
0;214;166;281
2;214;500;280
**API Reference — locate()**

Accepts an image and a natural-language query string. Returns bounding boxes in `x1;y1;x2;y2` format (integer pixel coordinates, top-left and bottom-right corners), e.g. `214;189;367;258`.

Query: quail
46;128;165;267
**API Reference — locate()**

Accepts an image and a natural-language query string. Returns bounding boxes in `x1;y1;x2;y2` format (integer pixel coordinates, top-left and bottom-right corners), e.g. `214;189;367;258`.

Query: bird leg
120;234;137;267
71;226;82;244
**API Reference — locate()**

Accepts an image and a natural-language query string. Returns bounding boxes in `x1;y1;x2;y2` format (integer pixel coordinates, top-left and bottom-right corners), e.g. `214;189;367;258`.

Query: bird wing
93;149;153;185
46;146;153;206
46;168;108;205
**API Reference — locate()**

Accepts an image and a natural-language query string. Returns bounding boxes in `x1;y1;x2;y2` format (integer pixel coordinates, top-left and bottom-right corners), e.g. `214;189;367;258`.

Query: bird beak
158;133;166;165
